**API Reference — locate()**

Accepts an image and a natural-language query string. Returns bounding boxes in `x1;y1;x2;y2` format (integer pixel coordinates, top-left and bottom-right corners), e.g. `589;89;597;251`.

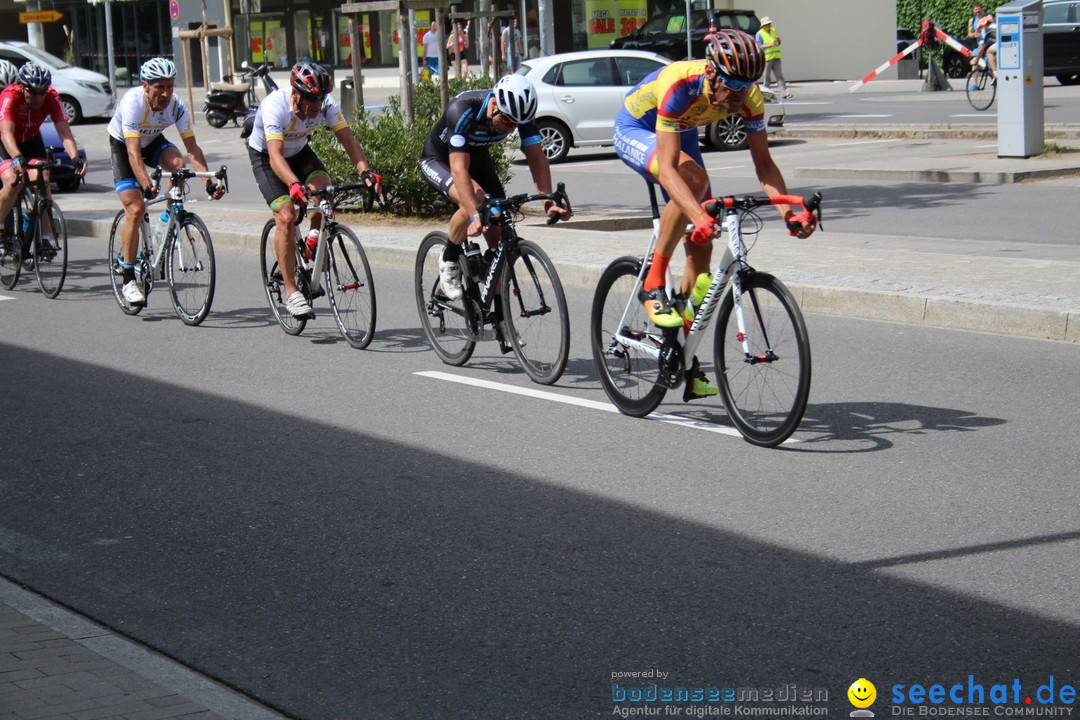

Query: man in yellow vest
755;17;792;98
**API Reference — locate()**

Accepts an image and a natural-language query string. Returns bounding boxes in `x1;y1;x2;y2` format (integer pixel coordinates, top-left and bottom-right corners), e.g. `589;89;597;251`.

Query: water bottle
153;209;169;247
683;272;713;322
464;241;483;283
20;210;31;234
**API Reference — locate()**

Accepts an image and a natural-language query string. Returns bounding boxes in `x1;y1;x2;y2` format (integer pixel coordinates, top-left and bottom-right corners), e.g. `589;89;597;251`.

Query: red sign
169;0;180;20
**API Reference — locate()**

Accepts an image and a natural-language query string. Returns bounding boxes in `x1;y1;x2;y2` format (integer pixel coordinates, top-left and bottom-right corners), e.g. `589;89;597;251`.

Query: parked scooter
204;62;277;129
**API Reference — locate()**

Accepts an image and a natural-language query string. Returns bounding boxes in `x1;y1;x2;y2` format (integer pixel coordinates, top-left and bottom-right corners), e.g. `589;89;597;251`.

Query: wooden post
181;40;195;121
398;9;414;124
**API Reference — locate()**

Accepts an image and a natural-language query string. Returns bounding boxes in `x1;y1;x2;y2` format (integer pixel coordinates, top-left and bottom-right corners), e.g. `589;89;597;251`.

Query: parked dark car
40;118;87;193
941;0;1080;84
609;9;759;61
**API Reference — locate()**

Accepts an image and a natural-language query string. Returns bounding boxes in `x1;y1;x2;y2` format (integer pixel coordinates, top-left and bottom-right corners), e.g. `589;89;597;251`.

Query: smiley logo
848;678;877;709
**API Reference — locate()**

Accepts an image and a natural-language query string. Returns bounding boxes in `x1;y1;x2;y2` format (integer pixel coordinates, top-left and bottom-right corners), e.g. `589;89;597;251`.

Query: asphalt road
1;236;1079;717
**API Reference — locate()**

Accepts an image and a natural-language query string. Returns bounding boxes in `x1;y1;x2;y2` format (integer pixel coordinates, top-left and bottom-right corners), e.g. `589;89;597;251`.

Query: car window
664;14;688;32
614;56;664;85
556;58;615;87
0;50;25;67
716;14;755;33
639;15;670;35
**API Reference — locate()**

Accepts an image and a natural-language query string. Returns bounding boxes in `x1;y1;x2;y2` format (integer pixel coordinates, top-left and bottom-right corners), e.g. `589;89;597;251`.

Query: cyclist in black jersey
419;74;570;300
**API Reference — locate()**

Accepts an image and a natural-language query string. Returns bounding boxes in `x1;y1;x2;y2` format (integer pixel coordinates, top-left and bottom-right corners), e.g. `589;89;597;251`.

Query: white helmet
0;60;17;88
140;57;177;82
493;74;537;125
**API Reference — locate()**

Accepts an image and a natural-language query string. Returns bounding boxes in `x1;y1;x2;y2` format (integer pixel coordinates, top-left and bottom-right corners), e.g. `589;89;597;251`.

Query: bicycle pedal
656;335;684;390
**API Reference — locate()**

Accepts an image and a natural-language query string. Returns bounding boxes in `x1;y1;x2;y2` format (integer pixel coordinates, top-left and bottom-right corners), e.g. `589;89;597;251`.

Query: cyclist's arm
449;150;477;218
655;129;709;227
332;126;371;174
53;120;84;176
181;135;210;174
266;137;300;188
521;142;569;220
0;120;20;161
747;132;815;238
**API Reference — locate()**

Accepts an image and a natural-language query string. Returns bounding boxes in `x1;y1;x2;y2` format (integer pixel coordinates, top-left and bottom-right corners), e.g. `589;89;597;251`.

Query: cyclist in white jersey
247;61;381;319
108;57;224;307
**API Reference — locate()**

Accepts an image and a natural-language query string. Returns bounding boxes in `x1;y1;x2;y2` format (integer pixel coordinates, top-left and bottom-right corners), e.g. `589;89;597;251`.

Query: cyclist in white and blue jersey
107;57;224;307
419;74;569;301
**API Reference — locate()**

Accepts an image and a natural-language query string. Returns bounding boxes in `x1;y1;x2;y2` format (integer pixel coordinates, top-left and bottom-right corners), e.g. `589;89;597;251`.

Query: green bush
310;75;513;218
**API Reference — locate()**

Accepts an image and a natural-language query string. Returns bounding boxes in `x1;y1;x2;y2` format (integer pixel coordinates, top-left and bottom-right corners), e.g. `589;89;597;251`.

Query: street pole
105;0;117;96
685;0;691;60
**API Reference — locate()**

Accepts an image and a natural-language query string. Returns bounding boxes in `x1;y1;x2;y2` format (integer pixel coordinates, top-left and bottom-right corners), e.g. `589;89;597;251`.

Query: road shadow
0;344;1069;720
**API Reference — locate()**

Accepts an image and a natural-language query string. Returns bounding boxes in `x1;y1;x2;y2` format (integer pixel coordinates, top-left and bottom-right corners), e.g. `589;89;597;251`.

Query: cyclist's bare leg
273;200;301;296
0;166;23;231
447;176;488;246
119;189;146;264
305;173;331;237
650;153;710;294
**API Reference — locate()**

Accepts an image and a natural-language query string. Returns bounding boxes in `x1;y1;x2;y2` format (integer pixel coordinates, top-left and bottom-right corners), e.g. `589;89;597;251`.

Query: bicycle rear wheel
327;224;376;349
259;219;306;336
713;272;811;447
0;209;21;290
107;211;145;316
966;67;996;111
414;230;476;366
33;199;67;299
500;239;569;385
166;214;216;326
590;256;667;417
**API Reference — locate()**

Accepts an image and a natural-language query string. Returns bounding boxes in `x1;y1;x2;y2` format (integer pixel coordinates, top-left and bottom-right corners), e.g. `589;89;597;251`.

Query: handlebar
150;165;229;196
703;191;823;234
476;181;573;227
292;179;385;225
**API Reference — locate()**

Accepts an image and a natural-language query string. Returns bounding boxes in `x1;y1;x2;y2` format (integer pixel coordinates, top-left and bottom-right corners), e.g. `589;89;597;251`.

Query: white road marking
826;138;906;147
416;370;798;441
951;113;997;118
0;294;13;301
831;114;894;118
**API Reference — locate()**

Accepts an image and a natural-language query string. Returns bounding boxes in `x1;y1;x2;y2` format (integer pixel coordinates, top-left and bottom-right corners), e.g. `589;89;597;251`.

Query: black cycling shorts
0;134;46;162
419;150;504;204
110;135;176;193
248;144;328;211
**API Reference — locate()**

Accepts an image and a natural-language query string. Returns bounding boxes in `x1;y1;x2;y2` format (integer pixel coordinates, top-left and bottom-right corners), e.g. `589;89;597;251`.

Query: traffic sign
169;0;179;20
19;10;63;23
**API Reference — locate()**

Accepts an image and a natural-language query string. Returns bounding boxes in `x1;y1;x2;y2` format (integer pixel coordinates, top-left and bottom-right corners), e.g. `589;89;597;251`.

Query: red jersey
0;85;66;143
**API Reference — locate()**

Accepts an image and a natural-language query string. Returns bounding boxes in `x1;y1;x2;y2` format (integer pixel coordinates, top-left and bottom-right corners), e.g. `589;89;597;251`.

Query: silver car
516;49;785;162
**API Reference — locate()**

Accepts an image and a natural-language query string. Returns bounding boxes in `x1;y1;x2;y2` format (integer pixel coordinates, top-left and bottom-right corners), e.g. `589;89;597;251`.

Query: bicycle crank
656;329;685;390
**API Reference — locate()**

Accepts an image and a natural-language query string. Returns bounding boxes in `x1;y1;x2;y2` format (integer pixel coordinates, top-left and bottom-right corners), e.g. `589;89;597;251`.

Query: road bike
415;183;572;385
259;182;378;349
108;166;227;325
591;186;821;447
966;58;996;111
0;153;70;298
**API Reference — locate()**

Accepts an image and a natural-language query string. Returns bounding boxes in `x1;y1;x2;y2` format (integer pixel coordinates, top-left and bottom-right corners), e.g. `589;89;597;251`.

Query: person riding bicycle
108;57;225;308
0;61;86;251
970;15;998;82
612;29;817;398
247;60;382;320
419;74;570;308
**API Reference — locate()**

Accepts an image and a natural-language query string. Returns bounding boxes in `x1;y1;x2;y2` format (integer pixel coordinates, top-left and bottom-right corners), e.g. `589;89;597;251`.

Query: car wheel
56;177;81;193
706;116;749;152
1056;73;1080;86
59;96;82;125
536;119;571;163
945;54;968;79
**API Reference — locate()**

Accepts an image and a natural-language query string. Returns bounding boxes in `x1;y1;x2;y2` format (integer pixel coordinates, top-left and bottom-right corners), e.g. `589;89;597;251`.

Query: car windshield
17;44;71;70
638;11;706;34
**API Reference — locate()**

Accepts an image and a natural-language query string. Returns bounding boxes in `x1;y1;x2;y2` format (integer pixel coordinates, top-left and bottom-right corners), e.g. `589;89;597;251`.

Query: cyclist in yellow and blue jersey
613;29;817;397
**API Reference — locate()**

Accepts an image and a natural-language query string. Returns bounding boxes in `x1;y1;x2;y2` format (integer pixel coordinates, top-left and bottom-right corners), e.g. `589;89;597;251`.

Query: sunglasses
24;87;47;96
492;110;519;127
710;74;754;93
296;91;323;104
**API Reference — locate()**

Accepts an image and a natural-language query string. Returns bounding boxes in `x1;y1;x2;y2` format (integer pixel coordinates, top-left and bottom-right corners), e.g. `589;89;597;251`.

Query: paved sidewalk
0;578;286;720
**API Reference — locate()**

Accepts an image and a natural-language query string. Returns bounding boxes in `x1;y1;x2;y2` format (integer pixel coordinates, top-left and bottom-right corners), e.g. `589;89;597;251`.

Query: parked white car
516;49;785;162
0;41;113;124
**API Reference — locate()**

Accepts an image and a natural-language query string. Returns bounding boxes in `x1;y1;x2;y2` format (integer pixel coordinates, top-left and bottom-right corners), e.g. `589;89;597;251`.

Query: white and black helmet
493;74;537;125
0;60;17;88
16;63;51;90
140;57;177;82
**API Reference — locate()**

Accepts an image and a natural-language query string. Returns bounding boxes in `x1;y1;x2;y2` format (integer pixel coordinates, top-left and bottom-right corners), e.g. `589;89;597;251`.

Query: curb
68;215;1079;344
792;165;1080;184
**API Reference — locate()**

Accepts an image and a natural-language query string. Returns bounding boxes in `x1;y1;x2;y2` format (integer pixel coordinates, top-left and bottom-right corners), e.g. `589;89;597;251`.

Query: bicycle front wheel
327;224;376;349
713;272;811;447
166;215;216;326
0;212;21;290
500;239;569;385
259;219;306;336
107;210;144;316
966;67;996;111
414;230;476;366
33;199;67;299
590;256;666;417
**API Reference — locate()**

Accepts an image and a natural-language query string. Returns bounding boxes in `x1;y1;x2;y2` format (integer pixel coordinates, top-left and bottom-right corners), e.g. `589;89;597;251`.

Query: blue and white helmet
140;57;177;82
16;63;51;90
493;74;537;124
0;60;17;88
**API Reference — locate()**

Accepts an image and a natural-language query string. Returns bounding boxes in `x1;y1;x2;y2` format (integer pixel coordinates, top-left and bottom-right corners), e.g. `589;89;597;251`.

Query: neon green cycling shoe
639;288;683;329
690;371;719;398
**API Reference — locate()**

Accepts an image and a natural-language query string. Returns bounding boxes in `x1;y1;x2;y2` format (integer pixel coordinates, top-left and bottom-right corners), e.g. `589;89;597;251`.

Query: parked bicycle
0;152;69;298
591;186;821;447
107;165;227;325
414;183;572;385
966;58;996;111
259;182;379;349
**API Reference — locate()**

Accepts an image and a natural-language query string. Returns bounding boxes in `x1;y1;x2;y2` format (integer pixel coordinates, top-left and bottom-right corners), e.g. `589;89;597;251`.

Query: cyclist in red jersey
0;62;85;243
